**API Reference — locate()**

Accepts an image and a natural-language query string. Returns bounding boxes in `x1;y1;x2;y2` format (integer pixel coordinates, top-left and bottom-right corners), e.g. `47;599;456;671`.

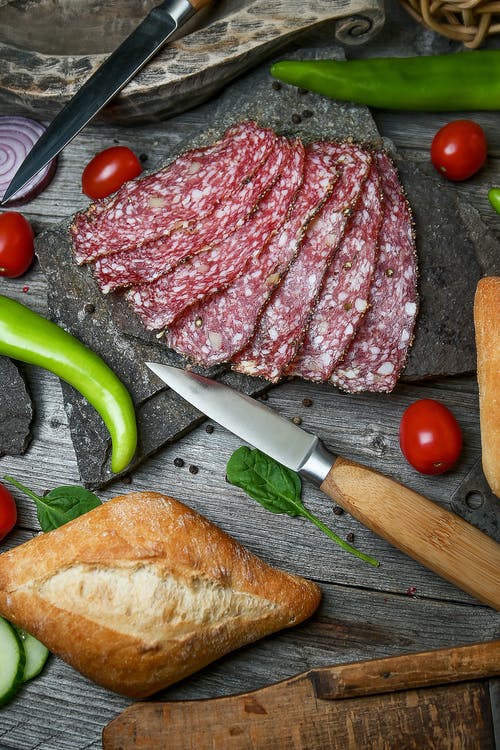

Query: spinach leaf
4;475;101;532
226;447;379;567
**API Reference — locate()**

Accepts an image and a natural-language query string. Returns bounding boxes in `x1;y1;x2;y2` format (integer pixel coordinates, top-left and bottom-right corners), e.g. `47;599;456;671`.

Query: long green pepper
270;51;500;111
0;294;137;474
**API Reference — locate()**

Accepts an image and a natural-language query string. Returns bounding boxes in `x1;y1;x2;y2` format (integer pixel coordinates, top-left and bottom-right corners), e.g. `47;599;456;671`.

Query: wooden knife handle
311;639;500;699
321;457;500;610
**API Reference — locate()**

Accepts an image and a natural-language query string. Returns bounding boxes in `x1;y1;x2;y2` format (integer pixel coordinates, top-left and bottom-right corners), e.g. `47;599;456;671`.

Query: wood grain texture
322;457;500;608
103;680;496;749
0;1;500;748
0;0;385;123
311;639;500;698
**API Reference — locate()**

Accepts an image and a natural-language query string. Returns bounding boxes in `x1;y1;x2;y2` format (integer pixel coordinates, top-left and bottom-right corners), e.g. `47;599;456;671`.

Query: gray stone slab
0;356;33;457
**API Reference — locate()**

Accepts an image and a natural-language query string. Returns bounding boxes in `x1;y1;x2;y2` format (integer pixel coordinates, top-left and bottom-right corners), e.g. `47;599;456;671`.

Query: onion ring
0;116;58;205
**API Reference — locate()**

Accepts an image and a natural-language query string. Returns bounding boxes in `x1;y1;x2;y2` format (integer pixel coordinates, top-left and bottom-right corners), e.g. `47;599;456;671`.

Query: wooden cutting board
35;47;499;489
103;641;500;749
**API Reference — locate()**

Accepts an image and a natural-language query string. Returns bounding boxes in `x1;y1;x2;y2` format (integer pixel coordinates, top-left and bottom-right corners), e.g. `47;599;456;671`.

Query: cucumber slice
0;617;25;705
14;627;50;681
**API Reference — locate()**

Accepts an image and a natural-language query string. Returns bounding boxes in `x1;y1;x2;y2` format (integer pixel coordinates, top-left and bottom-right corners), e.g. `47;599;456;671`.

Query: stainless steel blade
1;0;197;205
146;363;335;483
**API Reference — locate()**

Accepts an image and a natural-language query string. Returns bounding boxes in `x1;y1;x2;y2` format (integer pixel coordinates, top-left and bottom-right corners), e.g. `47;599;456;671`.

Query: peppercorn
189;464;199;475
174;457;185;468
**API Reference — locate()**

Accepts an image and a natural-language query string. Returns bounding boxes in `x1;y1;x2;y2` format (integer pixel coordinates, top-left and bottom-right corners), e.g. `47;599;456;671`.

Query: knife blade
0;0;211;206
146;362;500;610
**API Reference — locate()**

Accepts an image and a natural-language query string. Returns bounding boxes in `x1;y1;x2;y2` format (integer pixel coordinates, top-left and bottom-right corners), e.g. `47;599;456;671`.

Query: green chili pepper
270;51;500;111
0;294;137;474
488;187;500;214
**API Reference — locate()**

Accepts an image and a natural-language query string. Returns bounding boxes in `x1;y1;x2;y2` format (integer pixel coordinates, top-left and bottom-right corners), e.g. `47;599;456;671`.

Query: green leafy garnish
226;447;379;567
3;475;101;532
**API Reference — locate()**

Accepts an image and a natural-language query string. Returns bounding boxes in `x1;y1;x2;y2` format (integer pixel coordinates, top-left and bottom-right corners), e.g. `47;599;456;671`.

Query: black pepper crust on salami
70;121;419;394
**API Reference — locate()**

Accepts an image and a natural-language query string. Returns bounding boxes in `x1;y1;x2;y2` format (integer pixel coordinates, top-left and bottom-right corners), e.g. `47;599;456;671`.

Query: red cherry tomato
431;120;487;182
0;211;35;278
82;146;142;200
399;399;463;475
0;483;17;541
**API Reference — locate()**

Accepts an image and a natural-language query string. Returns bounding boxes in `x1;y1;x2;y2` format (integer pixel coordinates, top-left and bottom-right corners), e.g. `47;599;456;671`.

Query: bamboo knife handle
311;639;500;699
321;457;500;609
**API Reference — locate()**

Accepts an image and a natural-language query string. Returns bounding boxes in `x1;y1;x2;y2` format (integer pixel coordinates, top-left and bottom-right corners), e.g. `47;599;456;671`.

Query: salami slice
71;122;278;265
331;151;418;393
165;143;338;367
94;135;290;293
127;138;304;330
232;142;372;383
288;164;383;381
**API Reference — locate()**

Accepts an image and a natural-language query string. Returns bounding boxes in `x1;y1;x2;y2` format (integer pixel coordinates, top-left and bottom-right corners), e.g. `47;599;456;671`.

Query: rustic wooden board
103;680;496;749
35;47;499;489
0;0;385;124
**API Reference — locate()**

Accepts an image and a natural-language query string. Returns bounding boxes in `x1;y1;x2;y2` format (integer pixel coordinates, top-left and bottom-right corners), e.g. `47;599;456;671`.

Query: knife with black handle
147;362;500;610
1;0;214;205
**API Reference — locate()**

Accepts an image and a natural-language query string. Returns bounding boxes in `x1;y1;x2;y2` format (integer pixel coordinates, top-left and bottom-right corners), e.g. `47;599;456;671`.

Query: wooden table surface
1;1;500;748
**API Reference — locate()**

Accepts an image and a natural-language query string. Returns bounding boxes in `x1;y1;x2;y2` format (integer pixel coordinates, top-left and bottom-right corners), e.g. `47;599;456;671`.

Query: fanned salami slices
288;164;383;381
232;142;372;383
93;134;290;293
165;143;338;367
127;139;305;330
71;122;278;265
331;152;418;393
70;122;418;393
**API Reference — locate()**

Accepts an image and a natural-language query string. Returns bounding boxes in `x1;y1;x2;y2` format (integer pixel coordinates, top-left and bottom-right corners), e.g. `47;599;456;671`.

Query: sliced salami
126;138;304;330
331;151;418;393
71;122;278;265
232;142;372;383
288;164;383;381
164;143;338;367
94;135;290;293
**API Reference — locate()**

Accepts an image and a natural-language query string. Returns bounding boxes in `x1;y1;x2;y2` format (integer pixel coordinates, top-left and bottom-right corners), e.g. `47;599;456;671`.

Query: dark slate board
0;356;33;456
35;47;498;489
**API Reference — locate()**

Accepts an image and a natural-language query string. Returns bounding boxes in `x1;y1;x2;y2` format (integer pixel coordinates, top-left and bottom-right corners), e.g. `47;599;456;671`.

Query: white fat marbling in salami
331;151;418;393
288;164;383;381
126;139;304;329
232;142;372;383
164;143;338;367
71;122;278;265
93;135;289;293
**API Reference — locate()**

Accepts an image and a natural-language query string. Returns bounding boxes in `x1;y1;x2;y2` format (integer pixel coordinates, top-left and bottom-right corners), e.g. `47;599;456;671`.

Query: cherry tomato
399;399;463;475
0;483;17;541
82;146;142;200
0;211;35;278
431;120;487;182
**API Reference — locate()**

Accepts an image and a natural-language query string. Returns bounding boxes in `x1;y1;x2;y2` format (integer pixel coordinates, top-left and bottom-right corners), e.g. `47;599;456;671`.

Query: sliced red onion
0;116;58;205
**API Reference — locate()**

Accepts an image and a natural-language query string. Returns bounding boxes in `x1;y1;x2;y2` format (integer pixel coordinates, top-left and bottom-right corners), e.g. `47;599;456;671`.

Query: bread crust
474;277;500;499
0;492;321;698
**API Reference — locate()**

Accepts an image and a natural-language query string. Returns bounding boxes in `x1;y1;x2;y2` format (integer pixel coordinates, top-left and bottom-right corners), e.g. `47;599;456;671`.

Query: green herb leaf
226;447;379;567
3;476;101;532
226;446;303;515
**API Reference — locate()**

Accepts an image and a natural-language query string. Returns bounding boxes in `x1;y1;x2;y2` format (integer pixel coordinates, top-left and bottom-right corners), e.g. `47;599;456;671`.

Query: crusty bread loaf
474;276;500;499
0;492;321;698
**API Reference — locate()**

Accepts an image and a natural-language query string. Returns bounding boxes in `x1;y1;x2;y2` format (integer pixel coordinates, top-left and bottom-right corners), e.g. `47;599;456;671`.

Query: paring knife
1;0;212;205
146;362;500;610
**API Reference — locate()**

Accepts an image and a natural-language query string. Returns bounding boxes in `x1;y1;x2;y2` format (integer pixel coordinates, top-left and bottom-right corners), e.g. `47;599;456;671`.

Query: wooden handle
188;0;213;10
321;457;500;609
311;639;500;699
